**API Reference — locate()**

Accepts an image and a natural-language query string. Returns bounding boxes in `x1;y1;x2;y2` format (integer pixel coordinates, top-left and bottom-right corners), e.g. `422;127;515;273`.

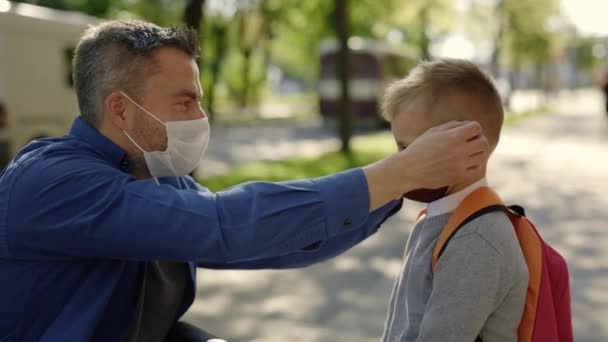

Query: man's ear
105;91;129;130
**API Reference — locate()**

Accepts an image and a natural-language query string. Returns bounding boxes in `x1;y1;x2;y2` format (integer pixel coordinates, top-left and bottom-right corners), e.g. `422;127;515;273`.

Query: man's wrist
394;152;415;196
363;155;410;211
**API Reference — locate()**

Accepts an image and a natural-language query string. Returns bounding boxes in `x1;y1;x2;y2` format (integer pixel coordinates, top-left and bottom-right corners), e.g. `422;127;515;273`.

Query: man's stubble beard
128;109;167;179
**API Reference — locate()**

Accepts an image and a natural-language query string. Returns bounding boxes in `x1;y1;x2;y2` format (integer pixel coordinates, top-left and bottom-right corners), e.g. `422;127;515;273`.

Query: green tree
334;0;351;153
200;15;229;120
484;0;559;81
267;0;333;83
235;7;265;109
12;0;115;17
387;0;454;60
184;0;205;36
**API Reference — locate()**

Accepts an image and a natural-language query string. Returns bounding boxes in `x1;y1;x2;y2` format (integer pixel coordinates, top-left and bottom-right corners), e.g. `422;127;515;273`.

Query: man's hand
363;121;488;211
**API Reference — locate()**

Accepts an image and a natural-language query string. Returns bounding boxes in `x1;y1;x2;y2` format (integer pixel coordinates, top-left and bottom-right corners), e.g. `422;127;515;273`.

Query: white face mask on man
120;91;210;178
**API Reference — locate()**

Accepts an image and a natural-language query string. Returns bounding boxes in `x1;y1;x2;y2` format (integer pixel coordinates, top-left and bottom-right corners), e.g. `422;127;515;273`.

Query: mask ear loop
123;130;148;153
122;131;160;185
120;91;165;186
120;91;166;126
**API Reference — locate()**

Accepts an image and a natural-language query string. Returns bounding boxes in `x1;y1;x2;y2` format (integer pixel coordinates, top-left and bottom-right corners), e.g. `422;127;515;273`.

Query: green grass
199;132;396;192
504;105;552;125
211;111;314;127
199;106;552;192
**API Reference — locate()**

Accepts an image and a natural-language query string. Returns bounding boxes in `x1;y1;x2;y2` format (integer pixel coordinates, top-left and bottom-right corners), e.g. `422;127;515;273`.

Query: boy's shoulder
453;210;519;256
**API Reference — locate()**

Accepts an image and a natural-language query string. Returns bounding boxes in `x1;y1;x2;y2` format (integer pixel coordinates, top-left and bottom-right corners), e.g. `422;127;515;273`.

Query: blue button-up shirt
0;118;401;341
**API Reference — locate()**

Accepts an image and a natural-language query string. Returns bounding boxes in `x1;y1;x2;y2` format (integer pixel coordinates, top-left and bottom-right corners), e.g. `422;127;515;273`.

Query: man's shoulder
4;135;123;192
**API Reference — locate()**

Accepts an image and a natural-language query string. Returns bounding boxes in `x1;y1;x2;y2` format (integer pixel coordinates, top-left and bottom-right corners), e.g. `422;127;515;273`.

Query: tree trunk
420;5;431;60
241;49;252;111
184;0;205;35
184;0;206;67
489;40;501;78
535;61;548;106
490;0;505;77
511;47;521;92
207;24;227;122
335;0;352;153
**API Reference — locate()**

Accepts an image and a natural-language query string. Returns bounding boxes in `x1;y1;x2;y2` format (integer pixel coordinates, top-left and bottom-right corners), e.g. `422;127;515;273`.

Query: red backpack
425;187;573;342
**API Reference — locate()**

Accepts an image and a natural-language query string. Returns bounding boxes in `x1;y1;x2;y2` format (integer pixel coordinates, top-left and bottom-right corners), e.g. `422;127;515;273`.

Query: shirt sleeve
198;199;402;269
5;158;399;265
415;232;502;342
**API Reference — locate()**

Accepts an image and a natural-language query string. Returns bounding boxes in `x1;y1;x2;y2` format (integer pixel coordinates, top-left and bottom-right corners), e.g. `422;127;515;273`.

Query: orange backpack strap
513;217;543;342
417;209;427;221
431;187;505;272
430;187;544;342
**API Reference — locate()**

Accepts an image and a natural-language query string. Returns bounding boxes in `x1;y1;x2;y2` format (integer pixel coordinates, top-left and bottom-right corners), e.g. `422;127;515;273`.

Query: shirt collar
69;117;133;173
426;178;488;217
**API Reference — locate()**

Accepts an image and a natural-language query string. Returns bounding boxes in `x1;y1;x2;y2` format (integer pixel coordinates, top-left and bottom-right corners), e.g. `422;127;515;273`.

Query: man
0;21;488;341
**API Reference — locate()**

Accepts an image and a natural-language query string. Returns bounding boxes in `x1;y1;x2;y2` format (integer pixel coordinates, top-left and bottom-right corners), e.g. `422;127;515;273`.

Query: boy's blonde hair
381;59;504;146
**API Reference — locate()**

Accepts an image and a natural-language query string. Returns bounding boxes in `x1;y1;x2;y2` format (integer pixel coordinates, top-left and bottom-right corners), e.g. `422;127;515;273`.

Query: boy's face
391;91;495;153
391;110;435;153
391;109;452;202
391;92;494;198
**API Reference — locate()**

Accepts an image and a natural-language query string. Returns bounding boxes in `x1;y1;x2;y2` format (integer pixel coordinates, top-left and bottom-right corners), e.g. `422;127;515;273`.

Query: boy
381;59;529;342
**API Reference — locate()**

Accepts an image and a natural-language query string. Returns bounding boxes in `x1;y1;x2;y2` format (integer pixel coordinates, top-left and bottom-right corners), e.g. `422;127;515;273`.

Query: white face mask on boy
120;91;210;178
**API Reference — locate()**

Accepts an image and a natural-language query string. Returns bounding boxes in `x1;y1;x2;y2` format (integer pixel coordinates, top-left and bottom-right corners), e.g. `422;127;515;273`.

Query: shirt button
120;159;129;170
343;218;353;228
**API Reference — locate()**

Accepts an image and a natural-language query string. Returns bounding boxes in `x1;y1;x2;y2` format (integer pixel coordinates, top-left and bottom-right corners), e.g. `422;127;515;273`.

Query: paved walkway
197;120;339;178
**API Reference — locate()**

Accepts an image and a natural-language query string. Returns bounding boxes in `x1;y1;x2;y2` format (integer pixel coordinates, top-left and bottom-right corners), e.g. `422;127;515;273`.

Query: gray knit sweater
381;211;528;342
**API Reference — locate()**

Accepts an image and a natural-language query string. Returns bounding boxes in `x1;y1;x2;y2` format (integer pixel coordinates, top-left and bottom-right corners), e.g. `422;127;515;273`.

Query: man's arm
6;162;374;263
4;121;486;264
194;120;487;269
197;199;401;269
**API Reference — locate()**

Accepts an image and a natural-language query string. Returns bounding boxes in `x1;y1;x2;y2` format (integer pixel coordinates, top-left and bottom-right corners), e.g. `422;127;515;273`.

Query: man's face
124;47;205;152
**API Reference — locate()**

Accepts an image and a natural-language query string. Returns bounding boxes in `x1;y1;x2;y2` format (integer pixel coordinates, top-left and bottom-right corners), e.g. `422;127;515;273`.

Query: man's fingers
466;152;486;169
434;120;470;130
461;133;489;158
466;134;481;143
393;119;490;191
445;121;483;142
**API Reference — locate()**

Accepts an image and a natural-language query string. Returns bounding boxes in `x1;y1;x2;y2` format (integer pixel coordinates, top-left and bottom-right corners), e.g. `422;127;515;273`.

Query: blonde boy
381;59;528;342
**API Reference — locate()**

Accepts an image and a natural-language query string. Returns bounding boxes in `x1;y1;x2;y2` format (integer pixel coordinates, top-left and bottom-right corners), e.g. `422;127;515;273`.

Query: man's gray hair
73;20;199;127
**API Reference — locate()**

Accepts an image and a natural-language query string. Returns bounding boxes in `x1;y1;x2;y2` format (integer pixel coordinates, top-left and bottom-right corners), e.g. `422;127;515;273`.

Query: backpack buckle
508;205;526;216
